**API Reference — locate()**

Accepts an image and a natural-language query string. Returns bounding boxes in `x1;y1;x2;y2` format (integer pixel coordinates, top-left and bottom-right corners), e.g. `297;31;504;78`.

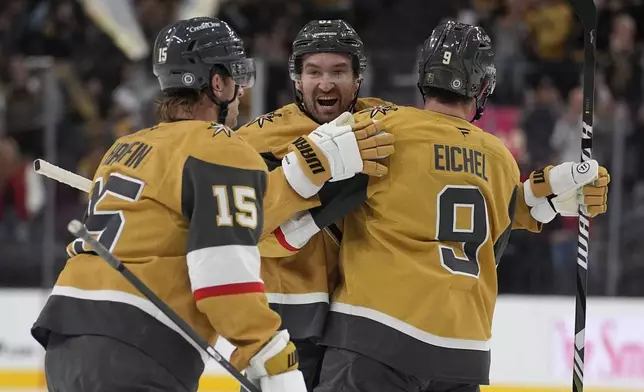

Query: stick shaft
567;1;597;391
67;221;260;392
33;159;92;193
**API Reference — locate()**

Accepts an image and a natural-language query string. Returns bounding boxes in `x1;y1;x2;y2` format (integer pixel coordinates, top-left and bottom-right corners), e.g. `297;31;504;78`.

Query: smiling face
296;52;361;123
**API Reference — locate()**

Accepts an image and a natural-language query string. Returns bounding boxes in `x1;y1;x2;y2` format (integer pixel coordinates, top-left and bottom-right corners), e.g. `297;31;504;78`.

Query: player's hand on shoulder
245;330;306;392
282;111;395;198
524;160;610;223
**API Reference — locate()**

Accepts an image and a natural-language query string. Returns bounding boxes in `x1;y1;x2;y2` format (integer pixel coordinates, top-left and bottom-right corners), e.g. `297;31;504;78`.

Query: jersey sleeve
512;185;543;232
508;162;542;233
235;124;273;155
181;156;281;370
261;163;321;236
265;174;369;255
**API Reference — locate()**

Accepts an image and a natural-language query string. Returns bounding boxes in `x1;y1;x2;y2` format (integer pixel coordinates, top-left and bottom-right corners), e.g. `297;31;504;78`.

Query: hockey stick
567;1;597;391
33;159;92;193
67;219;261;392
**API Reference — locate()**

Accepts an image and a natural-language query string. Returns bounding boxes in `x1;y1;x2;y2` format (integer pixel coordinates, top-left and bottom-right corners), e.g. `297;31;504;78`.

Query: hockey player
235;19;393;391
311;21;610;392
30;17;394;392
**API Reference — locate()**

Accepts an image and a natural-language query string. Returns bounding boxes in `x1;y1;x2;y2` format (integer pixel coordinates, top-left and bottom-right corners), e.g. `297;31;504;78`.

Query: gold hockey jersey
31;121;319;391
322;106;542;384
236;98;390;339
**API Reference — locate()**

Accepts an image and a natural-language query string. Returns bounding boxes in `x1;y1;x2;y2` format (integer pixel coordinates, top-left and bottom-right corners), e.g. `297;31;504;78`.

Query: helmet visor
229;58;255;88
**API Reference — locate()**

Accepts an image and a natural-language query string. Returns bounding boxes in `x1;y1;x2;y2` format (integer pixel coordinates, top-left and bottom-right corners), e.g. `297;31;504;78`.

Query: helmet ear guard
472;65;496;121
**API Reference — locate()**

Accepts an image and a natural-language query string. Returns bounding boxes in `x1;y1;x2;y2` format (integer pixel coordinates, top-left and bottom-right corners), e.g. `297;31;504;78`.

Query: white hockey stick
33;159;92;193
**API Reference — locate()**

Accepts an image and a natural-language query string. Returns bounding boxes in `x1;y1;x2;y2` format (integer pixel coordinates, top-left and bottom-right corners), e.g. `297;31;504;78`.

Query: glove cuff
289;135;332;186
247;330;292;378
528;165;554;199
530;198;557;223
274;211;320;251
259;370;307;392
282;151;324;198
523;179;544;207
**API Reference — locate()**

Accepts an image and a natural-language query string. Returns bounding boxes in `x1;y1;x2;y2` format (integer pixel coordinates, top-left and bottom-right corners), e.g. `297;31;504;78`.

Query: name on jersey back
433;143;488;181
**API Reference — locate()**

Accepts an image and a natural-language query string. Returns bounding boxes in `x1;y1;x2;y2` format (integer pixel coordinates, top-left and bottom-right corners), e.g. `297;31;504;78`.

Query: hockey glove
282;112;394;198
274;210;319;251
524;160;610;223
245;330;306;392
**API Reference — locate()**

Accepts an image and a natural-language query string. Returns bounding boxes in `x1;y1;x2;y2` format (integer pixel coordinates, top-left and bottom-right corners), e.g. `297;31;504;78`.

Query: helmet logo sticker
451;78;463;90
188;21;220;33
426;73;435;84
182;73;195;86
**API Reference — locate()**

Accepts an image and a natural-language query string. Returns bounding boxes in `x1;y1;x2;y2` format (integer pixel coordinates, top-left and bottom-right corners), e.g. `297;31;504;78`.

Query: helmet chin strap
471;78;493;122
205;85;240;125
471;88;491;123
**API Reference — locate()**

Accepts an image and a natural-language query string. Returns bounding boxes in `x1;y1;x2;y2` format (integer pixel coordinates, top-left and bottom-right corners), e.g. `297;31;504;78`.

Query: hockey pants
294;338;327;391
44;333;191;392
314;347;480;392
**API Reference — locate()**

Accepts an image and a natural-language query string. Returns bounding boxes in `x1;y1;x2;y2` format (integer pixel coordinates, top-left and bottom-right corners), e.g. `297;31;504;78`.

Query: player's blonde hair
156;90;207;122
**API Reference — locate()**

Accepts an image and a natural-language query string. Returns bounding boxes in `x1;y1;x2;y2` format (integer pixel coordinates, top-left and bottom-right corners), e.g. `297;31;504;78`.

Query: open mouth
317;97;339;107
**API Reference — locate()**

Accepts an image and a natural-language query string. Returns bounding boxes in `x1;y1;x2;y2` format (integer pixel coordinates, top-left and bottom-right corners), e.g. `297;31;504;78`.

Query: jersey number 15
70;175;259;257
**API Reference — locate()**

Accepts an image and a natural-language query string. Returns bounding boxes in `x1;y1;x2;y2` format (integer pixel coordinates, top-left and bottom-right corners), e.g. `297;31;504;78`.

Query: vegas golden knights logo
209;123;233;137
247;111;282;128
368;105;398;118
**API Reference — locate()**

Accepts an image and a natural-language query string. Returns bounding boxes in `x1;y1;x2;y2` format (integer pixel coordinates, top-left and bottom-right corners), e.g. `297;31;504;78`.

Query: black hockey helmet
289;19;367;80
288;19;367;121
153;17;255;124
417;20;496;121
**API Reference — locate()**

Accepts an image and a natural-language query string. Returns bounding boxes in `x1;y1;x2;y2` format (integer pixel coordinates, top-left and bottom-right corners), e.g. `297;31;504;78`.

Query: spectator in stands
551;86;583;163
520;76;561;170
524;0;577;99
0;138;45;242
5;55;44;159
489;0;528;104
602;13;642;113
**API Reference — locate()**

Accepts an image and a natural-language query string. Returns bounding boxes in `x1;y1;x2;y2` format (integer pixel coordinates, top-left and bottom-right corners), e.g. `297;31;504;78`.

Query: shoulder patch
247;111;283;128
209;123;233;137
358;105;399;118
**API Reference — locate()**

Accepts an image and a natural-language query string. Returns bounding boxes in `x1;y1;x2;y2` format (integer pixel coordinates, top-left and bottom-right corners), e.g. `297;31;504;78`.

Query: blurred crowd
0;0;643;296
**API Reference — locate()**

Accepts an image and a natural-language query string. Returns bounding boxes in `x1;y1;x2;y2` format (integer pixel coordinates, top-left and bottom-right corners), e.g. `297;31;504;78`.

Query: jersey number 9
435;185;490;279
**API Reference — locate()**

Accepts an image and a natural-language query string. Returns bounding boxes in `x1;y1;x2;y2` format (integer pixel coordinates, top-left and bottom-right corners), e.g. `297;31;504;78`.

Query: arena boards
0;372;642;392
